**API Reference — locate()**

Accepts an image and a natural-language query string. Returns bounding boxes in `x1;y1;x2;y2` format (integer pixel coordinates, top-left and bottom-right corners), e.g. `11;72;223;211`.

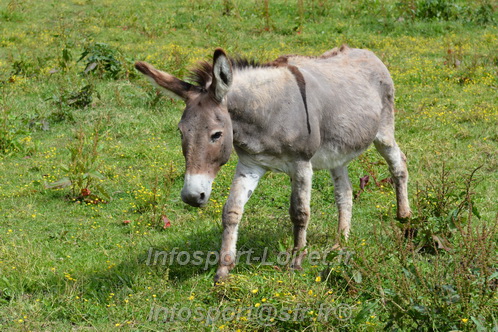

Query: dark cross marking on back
269;56;311;135
287;65;310;135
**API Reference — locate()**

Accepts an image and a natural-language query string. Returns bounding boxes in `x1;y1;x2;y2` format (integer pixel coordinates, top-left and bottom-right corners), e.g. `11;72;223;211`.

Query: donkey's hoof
396;210;412;222
213;274;225;285
289;264;303;271
214;268;229;285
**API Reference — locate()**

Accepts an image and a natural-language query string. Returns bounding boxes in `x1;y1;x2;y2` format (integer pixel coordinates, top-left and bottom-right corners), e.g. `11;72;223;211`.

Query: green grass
1;0;497;330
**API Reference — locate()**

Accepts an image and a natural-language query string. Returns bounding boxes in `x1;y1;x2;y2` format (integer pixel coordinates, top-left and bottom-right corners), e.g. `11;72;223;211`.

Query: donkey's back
274;46;397;171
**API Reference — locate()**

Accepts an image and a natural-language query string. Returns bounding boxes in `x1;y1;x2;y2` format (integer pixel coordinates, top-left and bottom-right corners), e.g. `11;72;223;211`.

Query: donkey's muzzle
181;173;213;208
181;190;208;207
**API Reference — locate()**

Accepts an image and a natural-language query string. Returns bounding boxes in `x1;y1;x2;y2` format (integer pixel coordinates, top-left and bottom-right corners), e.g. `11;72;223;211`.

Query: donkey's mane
188;57;276;89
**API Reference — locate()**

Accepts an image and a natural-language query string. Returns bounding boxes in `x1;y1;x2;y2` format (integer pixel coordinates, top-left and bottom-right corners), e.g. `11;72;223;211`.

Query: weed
131;162;178;229
222;0;235;16
350;165;498;330
49;84;94;110
261;0;272;31
59;47;73;73
0;0;25;22
10;57;38;78
396;0;496;23
415;0;459;20
0;90;29;155
78;42;126;79
46;84;95;123
297;0;305;33
472;1;495;24
377;217;497;330
46;123;110;203
444;45;463;68
407;164;483;253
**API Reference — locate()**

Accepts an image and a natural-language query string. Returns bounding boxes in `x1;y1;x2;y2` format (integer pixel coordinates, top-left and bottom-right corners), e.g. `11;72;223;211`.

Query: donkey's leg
289;161;313;270
374;135;411;219
214;162;265;283
330;165;353;241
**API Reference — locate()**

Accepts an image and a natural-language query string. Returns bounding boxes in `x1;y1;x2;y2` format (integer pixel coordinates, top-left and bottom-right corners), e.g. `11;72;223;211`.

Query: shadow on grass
146;213;294;280
71;212;294;303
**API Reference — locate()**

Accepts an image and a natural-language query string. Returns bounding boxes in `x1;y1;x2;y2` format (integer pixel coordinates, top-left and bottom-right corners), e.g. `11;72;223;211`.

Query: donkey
135;45;411;282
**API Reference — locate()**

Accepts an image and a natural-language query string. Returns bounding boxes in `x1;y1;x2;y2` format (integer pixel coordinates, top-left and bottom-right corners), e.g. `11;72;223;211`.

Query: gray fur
229;47;390;167
135;45;411;282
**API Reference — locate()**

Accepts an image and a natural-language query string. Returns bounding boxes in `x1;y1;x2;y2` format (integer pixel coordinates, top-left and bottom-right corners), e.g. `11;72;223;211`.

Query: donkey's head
135;49;233;207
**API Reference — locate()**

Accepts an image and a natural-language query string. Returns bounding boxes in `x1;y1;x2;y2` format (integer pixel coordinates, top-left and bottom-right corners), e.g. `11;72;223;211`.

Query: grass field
1;0;497;330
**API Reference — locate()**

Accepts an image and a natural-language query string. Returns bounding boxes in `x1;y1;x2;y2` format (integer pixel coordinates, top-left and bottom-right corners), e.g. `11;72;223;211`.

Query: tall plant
46;122;110;203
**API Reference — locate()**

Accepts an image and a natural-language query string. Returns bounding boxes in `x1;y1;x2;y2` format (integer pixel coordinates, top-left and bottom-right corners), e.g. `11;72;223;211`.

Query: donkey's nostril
200;192;206;200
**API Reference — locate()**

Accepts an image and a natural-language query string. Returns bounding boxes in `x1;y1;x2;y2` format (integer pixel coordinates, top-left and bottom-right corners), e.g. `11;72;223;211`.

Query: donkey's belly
310;145;366;170
237;143;367;174
238;152;296;174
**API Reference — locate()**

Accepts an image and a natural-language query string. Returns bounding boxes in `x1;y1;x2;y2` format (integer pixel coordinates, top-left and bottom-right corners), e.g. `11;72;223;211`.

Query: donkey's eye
211;131;223;142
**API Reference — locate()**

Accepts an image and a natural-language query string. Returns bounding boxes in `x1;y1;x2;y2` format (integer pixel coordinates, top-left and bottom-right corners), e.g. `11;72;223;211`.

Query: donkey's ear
135;61;195;101
210;48;232;103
